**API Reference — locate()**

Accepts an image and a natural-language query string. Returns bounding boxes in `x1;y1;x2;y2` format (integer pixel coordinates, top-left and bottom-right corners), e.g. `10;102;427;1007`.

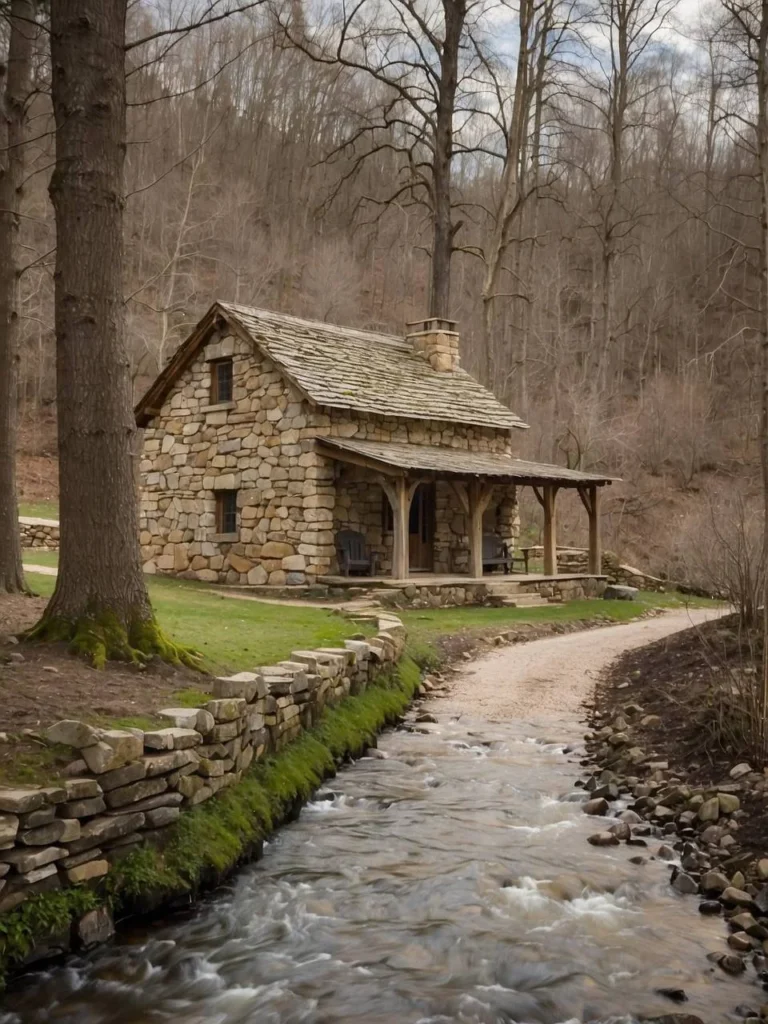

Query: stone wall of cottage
139;329;519;586
332;469;519;576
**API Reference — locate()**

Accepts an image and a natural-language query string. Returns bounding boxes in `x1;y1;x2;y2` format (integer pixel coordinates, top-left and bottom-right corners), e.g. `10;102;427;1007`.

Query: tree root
24;611;202;670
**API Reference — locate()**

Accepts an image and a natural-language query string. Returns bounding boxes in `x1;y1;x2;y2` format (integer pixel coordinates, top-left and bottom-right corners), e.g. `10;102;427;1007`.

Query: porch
316;437;615;583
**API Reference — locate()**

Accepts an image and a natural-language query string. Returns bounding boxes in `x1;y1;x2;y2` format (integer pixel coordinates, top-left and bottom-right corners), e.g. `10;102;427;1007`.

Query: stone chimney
406;317;460;372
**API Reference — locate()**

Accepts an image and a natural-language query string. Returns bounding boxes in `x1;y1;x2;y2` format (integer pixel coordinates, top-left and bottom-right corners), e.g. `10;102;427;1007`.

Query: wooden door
409;483;435;571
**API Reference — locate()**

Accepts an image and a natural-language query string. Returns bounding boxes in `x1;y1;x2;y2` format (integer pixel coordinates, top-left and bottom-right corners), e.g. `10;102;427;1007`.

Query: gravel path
441;607;726;723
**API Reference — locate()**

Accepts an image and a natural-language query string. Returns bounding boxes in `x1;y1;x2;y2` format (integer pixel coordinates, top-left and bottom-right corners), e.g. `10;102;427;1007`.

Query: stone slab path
441;606;726;722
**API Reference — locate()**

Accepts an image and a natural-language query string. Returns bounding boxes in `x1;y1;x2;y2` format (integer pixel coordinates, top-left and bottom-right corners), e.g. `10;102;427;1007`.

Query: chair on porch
336;530;381;577
482;533;513;574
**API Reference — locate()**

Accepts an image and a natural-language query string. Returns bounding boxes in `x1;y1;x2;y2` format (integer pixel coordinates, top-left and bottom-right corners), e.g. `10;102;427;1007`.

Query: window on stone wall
215;490;238;535
210;358;233;404
381;493;393;532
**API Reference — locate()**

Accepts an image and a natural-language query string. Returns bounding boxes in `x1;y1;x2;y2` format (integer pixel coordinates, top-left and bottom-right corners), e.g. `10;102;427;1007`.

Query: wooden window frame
210;357;233;405
215;490;238;536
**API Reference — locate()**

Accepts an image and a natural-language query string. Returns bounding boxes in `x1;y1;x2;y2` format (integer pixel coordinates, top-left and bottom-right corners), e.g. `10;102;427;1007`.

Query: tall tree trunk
480;0;533;374
429;0;465;319
31;0;190;666
758;0;768;731
0;0;35;595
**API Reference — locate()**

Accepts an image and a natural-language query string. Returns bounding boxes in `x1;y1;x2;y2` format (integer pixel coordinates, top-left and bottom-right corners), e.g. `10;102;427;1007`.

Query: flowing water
0;681;760;1024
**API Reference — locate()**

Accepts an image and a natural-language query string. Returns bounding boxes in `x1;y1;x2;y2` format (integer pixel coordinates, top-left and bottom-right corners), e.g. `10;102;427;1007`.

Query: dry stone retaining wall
19;517;59;550
0;613;406;917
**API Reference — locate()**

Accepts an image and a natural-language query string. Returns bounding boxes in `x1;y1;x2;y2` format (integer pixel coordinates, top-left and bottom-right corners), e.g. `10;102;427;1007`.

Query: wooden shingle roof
316;437;617;485
135;302;527;431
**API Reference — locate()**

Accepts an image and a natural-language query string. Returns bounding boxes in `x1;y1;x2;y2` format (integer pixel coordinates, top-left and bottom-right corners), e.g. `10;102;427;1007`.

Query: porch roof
315;437;616;486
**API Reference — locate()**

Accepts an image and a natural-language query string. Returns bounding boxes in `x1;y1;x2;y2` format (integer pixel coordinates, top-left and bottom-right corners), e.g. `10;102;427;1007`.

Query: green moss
0;886;99;980
98;715;164;732
0;742;69;787
25;608;202;671
110;657;419;898
171;688;213;708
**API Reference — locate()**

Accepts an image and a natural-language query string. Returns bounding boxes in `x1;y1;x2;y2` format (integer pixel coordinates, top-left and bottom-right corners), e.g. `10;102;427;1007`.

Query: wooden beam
542;484;559;575
532;485;544;507
448;479;470;515
317;443;404;478
468;480;495;579
380;476;413;580
587;483;601;574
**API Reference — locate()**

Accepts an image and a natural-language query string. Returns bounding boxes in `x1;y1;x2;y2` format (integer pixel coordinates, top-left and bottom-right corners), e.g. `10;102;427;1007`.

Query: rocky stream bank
584;639;768;1023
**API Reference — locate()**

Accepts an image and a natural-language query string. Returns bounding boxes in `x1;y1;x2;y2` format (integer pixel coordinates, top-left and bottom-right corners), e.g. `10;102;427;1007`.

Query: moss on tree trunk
25;608;200;670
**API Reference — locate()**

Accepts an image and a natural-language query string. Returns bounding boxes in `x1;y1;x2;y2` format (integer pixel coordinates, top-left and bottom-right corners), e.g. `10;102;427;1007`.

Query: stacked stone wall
525;547;665;591
19;518;59;550
139;327;517;586
376;575;605;609
0;614;406;917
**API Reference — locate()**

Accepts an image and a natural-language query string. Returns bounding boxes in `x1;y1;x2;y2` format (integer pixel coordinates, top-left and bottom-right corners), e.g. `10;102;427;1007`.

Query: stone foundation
19;517;59;550
0;613;406;919
375;575;606;609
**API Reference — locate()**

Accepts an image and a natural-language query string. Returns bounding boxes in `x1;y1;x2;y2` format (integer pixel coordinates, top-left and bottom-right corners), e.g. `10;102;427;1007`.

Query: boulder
671;871;698;895
697;797;720;822
76;907;114;949
587;831;619;846
721;886;754;907
718;792;741;815
582;797;610;816
603;584;639;601
700;870;729;893
45;720;99;749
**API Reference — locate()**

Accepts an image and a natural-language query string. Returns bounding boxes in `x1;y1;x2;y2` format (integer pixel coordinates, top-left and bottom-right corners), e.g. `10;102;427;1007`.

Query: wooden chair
482;533;512;574
336;530;380;577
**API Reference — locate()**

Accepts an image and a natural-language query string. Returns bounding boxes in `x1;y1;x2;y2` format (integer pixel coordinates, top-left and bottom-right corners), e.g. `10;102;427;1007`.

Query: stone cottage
135;303;611;587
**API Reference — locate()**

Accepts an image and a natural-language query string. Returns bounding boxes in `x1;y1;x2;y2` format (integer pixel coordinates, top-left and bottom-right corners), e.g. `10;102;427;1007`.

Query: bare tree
0;0;36;595
27;0;194;665
278;0;478;318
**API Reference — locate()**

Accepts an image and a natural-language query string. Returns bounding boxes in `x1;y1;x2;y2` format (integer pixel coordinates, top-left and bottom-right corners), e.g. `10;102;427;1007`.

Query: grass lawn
23;571;372;674
398;590;724;665
21;550;58;567
18;500;59;520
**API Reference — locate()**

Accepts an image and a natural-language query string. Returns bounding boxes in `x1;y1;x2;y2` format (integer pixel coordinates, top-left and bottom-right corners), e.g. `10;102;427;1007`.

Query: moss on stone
110;658;419;897
0;886;100;985
0;656;420;987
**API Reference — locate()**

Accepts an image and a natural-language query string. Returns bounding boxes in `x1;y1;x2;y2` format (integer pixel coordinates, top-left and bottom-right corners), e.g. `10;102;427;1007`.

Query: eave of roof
315;437;618;486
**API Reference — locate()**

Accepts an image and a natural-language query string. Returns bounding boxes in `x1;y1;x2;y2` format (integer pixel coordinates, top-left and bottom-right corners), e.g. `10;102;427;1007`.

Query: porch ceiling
315;437;617;486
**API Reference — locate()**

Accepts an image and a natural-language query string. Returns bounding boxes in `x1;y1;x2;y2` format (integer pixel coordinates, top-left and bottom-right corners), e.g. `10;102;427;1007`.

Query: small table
516;548;532;574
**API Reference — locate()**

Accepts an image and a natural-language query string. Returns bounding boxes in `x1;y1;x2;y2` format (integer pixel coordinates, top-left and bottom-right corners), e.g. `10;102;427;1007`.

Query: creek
0;662;758;1024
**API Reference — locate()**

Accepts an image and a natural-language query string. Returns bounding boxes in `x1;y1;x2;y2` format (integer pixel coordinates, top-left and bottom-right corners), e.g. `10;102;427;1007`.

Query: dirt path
441;607;726;723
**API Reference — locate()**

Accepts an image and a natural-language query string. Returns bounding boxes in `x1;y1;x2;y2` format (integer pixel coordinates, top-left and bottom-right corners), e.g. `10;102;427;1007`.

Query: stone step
498;594;551;608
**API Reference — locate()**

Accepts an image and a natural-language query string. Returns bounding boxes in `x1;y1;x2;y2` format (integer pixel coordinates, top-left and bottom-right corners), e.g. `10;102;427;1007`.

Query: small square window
211;358;233;404
215;490;238;535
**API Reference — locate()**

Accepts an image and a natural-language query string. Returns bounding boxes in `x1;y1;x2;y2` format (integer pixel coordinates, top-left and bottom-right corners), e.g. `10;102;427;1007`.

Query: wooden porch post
542;484;558;575
579;484;602;574
468;480;495;579
379;475;417;580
